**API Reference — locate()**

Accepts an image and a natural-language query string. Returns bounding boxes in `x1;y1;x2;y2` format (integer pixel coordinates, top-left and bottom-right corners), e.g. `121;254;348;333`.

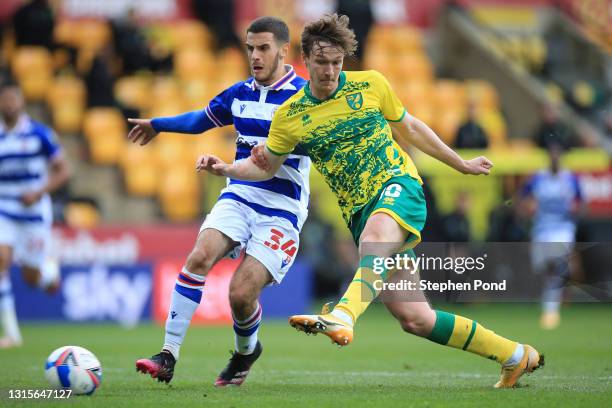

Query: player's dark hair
246;16;290;44
301;13;357;57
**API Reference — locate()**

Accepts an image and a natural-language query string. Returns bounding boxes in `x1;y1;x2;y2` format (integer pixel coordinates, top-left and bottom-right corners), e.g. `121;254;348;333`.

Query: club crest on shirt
345;92;363;110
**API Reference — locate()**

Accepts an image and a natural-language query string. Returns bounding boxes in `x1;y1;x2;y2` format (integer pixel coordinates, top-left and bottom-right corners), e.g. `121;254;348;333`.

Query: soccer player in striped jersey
129;17;308;386
0;81;69;348
521;144;583;329
202;14;544;388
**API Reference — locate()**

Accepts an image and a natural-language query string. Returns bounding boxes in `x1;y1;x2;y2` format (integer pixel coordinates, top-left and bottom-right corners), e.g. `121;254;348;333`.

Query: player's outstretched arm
195;146;284;181
127;110;213;145
391;113;493;175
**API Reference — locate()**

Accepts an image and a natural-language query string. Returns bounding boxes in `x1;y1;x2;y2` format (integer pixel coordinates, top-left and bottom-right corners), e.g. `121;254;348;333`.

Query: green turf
1;304;611;407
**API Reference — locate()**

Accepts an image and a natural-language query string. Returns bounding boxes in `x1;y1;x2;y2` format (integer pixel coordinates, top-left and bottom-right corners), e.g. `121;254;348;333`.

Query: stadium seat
114;76;153;111
83;108;127;164
434;80;468;112
194;127;236;164
182;79;215;111
174;47;216;81
397;81;433;111
47;76;86;134
477;110;507;147
55;20;111;52
218;47;248;78
165;20;212;51
11;47;53;101
121;144;158;196
465;80;500;111
433;110;465;145
392;55;434;85
158;166;200;221
64;202;101;229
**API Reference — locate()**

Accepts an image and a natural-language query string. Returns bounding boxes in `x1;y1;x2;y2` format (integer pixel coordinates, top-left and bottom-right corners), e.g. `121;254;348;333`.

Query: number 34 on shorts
264;228;297;269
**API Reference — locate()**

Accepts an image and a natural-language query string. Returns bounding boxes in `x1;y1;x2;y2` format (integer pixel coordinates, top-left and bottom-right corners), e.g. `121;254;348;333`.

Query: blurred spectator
532;104;574;150
111;9;150;74
192;0;240;50
440;191;471;242
454;103;489;149
487;178;530;242
336;0;373;69
84;48;116;107
12;0;55;49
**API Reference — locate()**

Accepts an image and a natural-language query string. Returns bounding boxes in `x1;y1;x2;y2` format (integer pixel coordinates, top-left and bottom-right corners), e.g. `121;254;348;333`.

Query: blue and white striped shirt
0;114;61;223
152;66;310;230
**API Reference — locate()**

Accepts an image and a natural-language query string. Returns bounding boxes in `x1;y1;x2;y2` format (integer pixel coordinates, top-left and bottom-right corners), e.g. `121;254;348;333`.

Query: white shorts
200;199;300;283
530;242;573;274
0;216;51;269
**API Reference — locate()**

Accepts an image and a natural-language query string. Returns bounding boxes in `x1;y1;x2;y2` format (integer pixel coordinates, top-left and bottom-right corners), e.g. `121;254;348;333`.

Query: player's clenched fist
195;154;228;176
462;156;494;175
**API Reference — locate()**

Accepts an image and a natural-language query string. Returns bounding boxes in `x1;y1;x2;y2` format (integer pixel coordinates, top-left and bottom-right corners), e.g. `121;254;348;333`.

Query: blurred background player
203;13;543;389
0;80;69;348
521;143;583;329
129;17;309;386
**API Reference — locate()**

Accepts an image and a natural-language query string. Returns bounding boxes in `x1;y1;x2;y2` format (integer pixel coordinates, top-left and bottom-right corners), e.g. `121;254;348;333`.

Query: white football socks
0;273;22;343
233;303;262;355
163;267;206;360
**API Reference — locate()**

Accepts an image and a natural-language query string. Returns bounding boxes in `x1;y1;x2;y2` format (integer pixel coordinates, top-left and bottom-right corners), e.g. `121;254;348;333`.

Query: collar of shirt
250;65;296;91
0;114;31;135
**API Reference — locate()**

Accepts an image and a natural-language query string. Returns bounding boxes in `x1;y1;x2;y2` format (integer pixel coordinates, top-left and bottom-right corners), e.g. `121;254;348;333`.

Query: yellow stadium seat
11;47;53;101
465;79;499;111
151;76;182;101
153;136;192;169
52;104;84;135
123;161;159;197
46;76;86;134
165;20;212;51
83;108;126;164
434;80;467;111
194;128;235;163
114;76;153;111
433;110;465;145
158;166;200;221
83;107;126;140
55;20;111;52
174;47;216;80
477;110;507;147
218;47;248;77
89;133;125;165
389;26;424;54
397;81;433;109
182;79;214;111
363;49;391;75
390;54;434;84
64;202;101;229
47;75;86;107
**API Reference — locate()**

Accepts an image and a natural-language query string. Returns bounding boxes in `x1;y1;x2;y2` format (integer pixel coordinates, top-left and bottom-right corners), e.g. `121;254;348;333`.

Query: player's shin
332;255;389;325
232;302;262;355
426;310;521;365
0;272;22;345
163;267;206;359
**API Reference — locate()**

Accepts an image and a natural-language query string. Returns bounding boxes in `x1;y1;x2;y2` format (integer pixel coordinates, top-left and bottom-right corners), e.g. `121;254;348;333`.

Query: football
44;346;103;395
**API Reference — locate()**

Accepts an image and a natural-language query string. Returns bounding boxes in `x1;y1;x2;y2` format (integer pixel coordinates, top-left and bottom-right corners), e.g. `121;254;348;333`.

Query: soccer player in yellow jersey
196;14;543;388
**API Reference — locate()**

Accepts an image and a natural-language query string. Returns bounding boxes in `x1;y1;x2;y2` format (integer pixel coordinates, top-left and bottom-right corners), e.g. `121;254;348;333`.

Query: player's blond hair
301;13;357;57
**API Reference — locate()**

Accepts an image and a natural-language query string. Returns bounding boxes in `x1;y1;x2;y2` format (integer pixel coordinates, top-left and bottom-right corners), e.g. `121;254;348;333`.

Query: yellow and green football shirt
266;70;422;225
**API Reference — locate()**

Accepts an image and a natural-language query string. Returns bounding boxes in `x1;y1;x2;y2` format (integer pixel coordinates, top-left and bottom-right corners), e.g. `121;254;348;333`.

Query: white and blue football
45;346;102;395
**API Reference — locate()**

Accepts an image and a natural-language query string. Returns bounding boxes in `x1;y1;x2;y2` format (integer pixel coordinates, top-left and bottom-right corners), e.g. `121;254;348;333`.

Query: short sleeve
266;109;299;156
38;126;61;159
521;174;538;198
205;82;240;127
372;71;406;122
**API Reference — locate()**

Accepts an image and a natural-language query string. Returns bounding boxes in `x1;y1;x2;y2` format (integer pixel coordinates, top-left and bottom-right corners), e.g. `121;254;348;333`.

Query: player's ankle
502;343;524;367
331;309;354;326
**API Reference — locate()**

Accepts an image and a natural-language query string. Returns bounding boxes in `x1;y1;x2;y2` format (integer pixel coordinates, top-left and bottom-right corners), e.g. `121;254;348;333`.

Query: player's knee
186;248;215;275
397;313;432;337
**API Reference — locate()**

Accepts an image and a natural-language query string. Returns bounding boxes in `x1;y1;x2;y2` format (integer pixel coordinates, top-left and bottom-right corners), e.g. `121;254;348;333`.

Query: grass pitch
1;304;610;407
